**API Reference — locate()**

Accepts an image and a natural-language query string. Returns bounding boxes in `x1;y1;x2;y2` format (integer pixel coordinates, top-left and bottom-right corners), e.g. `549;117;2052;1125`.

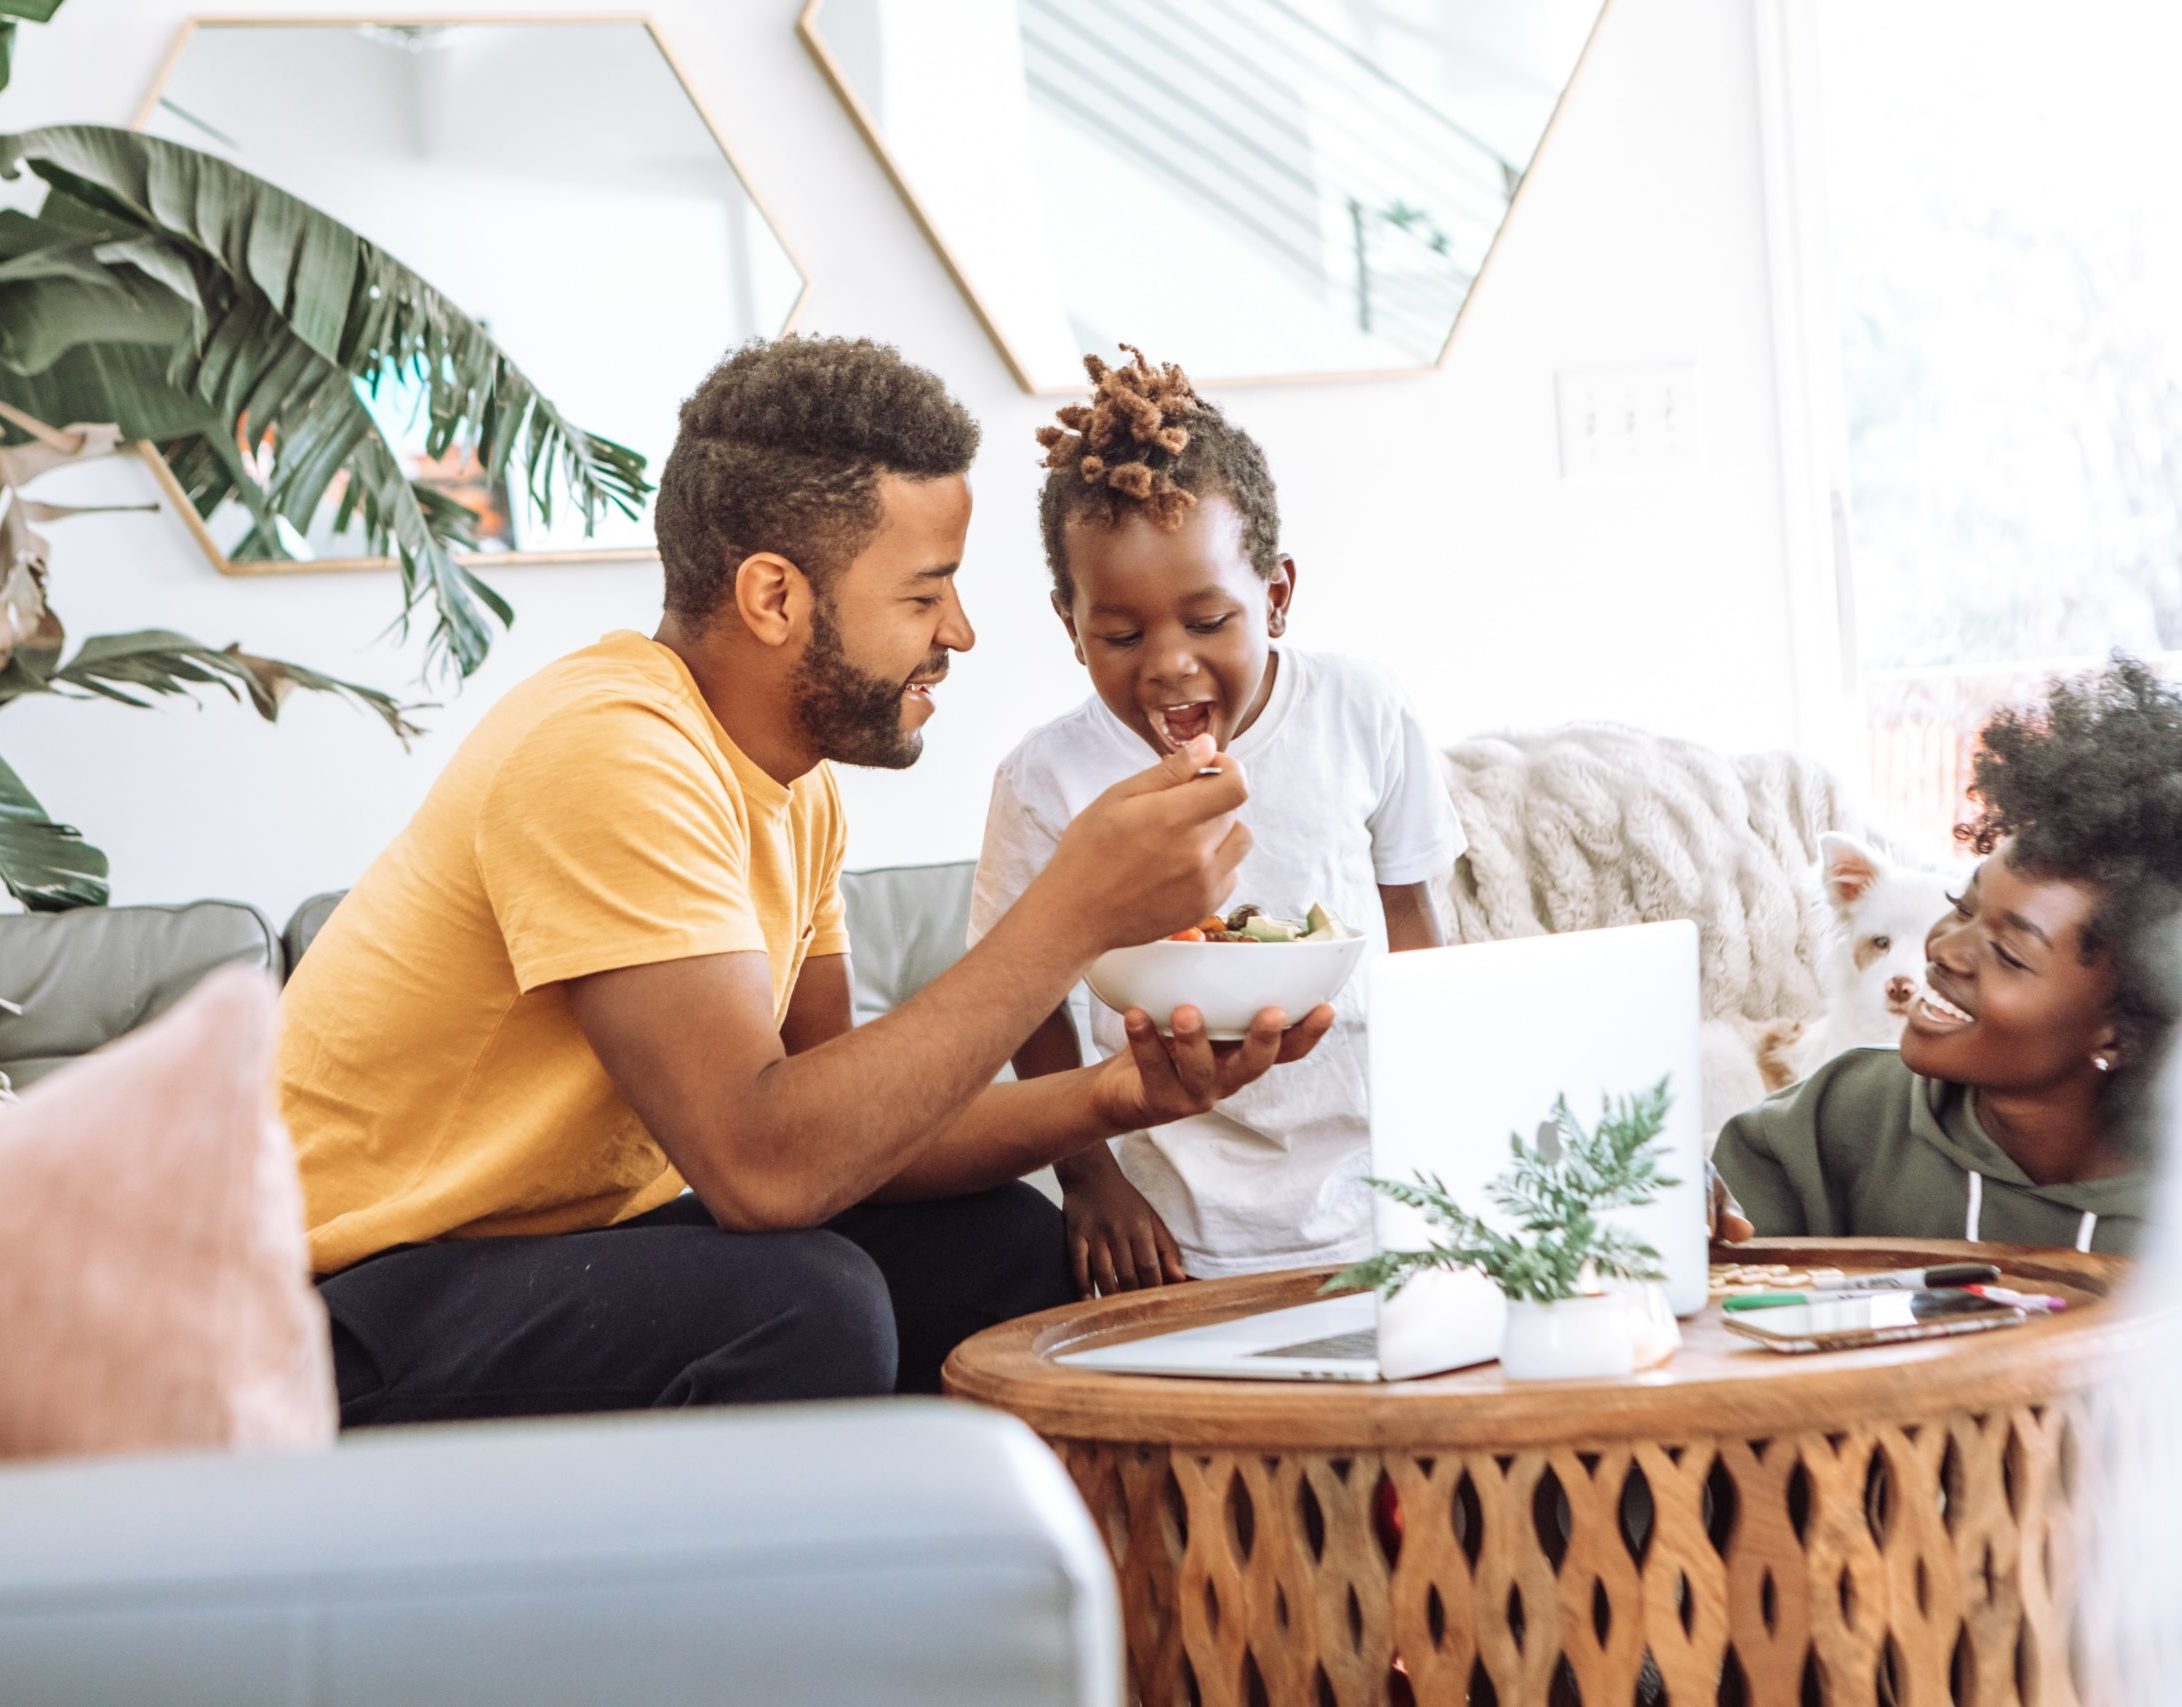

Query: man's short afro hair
654;335;980;624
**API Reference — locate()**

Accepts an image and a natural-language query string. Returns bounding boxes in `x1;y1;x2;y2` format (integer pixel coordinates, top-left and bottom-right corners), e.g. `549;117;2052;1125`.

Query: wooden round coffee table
944;1238;2143;1707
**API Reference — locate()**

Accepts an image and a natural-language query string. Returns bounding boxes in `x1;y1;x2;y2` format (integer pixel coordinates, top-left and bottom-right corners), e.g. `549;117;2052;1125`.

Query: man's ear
1267;555;1298;638
734;552;808;648
1051;590;1085;664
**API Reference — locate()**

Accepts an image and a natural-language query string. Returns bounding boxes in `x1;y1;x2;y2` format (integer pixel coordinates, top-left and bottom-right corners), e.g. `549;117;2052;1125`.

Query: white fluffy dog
1702;832;1961;1136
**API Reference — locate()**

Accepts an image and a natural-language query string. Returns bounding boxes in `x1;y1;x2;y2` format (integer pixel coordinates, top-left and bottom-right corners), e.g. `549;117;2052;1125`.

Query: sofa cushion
283;889;346;975
0;965;337;1461
0;900;278;1094
837;861;981;1026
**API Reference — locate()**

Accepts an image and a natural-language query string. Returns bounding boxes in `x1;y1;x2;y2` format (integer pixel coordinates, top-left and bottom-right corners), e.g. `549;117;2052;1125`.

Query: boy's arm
1007;978;1187;1297
1011;1004;1084;1080
1360;666;1462;947
1378;881;1446;951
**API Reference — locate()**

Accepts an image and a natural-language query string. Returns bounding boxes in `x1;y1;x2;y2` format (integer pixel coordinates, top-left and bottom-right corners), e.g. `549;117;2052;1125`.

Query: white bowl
1085;935;1368;1040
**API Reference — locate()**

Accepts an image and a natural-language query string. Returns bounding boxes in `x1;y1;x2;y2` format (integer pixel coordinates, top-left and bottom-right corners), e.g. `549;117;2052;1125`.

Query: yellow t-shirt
281;630;850;1274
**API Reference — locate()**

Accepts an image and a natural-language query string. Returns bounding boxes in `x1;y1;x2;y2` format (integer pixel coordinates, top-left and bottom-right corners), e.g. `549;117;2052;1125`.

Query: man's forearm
867;1065;1131;1201
715;890;1092;1222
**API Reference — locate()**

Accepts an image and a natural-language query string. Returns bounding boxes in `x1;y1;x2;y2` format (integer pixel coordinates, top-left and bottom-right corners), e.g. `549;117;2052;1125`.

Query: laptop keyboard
1254;1327;1379;1361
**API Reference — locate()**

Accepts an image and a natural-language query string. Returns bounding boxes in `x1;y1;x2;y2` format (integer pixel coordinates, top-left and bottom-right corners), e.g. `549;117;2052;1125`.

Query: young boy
970;347;1462;1294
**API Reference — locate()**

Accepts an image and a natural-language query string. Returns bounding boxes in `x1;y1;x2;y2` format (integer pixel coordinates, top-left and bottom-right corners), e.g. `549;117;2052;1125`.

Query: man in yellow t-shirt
283;337;1332;1422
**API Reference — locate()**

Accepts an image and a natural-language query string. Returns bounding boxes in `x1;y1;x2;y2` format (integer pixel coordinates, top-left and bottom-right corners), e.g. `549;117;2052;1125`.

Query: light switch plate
1555;364;1701;477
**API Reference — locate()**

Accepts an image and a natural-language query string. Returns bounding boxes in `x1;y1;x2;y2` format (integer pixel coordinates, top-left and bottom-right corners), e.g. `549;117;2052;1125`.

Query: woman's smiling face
1055;496;1294;756
1900;842;2119;1092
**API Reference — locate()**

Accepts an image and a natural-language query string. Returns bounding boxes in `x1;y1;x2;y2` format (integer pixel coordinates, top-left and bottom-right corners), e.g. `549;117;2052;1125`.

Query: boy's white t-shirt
968;648;1463;1277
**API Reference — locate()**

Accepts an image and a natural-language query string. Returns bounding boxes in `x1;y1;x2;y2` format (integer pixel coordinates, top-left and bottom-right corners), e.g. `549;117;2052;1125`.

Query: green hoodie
1714;1048;2151;1257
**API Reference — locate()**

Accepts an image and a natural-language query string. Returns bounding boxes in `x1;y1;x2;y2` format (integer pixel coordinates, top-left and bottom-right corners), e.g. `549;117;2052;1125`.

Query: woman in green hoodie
1715;657;2181;1258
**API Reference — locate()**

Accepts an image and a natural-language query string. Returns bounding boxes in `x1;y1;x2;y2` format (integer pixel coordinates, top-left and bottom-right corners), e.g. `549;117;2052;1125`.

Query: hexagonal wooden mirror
137;17;806;574
802;0;1607;391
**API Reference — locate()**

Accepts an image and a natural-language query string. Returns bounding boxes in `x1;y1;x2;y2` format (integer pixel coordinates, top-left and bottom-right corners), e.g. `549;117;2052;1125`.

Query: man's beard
791;597;940;770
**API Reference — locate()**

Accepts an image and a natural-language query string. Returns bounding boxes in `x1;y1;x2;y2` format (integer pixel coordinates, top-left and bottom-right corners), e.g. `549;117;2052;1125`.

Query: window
1772;0;2181;855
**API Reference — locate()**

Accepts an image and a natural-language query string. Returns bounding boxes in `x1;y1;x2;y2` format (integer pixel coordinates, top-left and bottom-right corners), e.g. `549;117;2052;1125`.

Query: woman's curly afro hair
1035;345;1280;603
1961;653;2182;1147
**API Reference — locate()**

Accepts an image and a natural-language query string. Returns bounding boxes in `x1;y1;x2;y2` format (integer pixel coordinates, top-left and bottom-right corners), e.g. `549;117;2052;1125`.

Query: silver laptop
1055;921;1707;1381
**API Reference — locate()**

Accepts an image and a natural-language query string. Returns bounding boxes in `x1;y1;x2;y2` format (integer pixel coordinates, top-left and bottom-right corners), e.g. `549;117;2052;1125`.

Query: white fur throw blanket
1439;725;1866;1024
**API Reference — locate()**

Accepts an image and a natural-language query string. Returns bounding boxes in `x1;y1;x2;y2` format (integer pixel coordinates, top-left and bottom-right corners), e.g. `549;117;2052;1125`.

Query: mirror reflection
143;20;804;566
805;0;1604;389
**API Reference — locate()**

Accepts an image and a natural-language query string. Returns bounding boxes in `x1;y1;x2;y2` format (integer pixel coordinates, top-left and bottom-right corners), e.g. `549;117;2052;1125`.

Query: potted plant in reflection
1330;1079;1680;1380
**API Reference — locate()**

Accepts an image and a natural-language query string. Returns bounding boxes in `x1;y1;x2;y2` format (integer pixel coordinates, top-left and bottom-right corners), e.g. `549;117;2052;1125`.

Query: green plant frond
89;232;206;330
407;478;482;550
24;185;130;243
0;2;67;102
0;125;641;677
157;426;282;552
0;255;199;378
2;627;423;745
0;746;107;911
1360;1079;1679;1304
179;294;510;677
0;127;649;528
0;337;209;442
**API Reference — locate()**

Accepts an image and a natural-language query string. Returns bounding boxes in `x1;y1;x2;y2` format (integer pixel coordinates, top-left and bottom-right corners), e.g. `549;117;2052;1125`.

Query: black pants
317;1183;1070;1427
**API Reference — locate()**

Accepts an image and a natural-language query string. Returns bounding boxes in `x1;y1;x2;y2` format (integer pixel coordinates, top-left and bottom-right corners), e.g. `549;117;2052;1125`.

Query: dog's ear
1817;832;1884;908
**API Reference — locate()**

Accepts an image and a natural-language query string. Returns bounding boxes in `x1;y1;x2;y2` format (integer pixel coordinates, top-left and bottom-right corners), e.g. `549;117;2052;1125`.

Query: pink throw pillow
0;964;336;1460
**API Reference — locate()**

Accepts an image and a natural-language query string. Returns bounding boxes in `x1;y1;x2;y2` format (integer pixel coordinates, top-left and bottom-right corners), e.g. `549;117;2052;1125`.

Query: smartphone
1723;1289;2026;1354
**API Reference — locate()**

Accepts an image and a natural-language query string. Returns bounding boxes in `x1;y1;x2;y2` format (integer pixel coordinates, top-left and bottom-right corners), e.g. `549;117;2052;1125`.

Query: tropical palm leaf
0;747;107;911
0;1;66;100
19;129;649;521
0;627;423;744
0;125;651;680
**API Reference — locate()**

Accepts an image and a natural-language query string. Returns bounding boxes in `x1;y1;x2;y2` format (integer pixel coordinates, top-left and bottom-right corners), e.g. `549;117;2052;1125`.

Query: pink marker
1965;1283;2067;1313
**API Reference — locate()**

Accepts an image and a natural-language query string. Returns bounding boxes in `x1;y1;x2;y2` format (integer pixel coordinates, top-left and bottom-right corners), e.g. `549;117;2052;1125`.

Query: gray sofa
0;868;1120;1707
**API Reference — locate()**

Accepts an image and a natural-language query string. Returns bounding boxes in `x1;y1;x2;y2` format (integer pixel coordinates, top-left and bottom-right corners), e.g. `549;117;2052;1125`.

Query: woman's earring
2093;1054;2112;1073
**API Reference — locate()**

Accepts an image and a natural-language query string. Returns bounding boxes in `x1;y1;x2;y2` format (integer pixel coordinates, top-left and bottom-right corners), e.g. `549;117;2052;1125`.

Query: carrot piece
1168;926;1206;942
1196;916;1227;934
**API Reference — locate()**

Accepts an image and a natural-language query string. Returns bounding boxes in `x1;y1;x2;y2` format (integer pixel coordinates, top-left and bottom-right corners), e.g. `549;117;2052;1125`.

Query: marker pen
1808;1263;2000;1294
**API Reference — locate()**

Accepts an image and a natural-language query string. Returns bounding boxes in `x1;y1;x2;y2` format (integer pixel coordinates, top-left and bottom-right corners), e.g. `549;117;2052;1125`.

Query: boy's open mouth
1148;701;1216;750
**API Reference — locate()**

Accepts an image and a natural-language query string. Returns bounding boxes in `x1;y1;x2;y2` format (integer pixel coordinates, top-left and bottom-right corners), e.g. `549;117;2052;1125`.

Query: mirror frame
133;13;809;580
799;0;1614;394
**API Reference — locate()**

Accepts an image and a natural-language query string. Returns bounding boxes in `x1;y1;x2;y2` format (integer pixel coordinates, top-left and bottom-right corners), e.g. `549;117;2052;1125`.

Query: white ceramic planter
1498;1294;1637;1381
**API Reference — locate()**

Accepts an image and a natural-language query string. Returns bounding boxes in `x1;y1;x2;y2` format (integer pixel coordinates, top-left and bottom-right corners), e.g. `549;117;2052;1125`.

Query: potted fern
1330;1079;1681;1380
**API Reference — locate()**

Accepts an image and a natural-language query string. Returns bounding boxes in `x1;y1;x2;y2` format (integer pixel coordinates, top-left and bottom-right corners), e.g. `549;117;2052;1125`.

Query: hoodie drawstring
1965;1170;2099;1251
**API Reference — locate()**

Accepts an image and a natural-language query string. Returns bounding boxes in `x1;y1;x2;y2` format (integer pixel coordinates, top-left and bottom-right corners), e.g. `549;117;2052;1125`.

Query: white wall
3;0;1795;924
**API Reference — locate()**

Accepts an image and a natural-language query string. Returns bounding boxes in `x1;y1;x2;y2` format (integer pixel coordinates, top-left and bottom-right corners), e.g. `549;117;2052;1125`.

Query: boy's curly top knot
1035;344;1204;530
1036;344;1281;602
